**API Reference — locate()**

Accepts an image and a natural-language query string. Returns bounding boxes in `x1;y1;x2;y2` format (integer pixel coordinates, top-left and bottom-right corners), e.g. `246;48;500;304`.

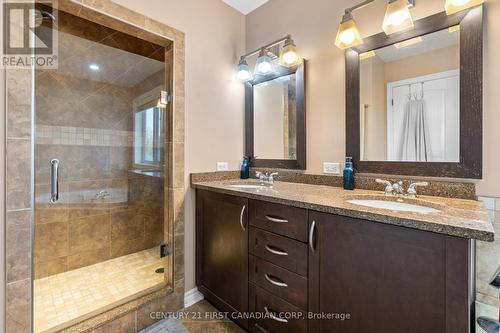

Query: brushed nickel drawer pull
240;205;246;231
265;215;288;223
265;274;288;288
265;245;288;256
309;220;316;252
264;307;288;323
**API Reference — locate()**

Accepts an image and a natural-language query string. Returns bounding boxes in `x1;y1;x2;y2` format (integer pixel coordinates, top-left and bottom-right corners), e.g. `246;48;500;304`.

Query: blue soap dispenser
343;157;355;190
240;156;251;179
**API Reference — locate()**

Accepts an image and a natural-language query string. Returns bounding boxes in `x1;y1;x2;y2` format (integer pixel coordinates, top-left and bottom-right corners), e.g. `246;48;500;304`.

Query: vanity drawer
249;228;308;276
250;200;308;242
249;255;307;310
249;284;307;333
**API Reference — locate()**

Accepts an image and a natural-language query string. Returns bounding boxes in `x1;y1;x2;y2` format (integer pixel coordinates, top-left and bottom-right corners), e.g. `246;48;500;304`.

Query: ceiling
222;0;269;15
53;28;165;87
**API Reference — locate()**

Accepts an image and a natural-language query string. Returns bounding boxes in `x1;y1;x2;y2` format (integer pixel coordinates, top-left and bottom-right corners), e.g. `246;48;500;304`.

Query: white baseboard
184;287;204;308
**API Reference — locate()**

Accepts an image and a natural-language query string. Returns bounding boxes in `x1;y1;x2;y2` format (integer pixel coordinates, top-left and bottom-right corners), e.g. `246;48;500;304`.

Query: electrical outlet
323;162;341;174
216;162;229;171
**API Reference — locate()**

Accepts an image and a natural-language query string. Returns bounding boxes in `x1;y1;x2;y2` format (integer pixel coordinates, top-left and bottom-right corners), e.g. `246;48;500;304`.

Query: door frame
386;69;460;160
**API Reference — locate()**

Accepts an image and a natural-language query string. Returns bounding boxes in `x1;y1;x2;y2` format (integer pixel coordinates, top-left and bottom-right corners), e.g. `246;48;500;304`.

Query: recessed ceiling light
89;63;100;71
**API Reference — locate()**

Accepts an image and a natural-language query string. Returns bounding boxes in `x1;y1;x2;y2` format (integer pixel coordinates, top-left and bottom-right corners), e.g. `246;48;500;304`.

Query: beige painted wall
247;0;500;197
111;0;246;292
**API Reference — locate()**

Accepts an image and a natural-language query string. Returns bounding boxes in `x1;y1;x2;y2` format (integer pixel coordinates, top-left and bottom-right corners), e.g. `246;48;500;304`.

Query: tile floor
34;247;166;333
179;300;244;333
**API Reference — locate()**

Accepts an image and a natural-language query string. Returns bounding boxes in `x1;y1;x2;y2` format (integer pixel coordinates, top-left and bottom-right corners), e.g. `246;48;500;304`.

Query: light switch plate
216;162;229;171
323;162;341;174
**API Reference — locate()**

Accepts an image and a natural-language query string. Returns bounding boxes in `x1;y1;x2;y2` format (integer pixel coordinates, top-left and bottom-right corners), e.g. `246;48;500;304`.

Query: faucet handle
376;179;394;195
407;181;429;198
269;172;279;178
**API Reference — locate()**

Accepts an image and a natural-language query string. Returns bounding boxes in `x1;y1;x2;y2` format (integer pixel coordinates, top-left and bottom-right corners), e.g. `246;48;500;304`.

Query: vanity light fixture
334;0;374;50
255;48;274;75
236;35;302;81
382;0;415;35
236;56;252;82
279;35;301;68
445;0;484;15
394;36;422;48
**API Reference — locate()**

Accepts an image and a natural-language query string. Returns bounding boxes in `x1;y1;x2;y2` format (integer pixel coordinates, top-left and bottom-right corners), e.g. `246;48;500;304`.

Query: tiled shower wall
34;62;165;278
476;197;500;331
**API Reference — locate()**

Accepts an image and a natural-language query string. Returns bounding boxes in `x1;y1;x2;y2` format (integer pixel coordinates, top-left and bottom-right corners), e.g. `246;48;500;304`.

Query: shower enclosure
33;7;173;332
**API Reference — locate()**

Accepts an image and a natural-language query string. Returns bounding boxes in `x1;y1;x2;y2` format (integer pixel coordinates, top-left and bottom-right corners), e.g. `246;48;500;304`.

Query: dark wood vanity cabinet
308;212;471;333
196;190;473;333
196;190;249;328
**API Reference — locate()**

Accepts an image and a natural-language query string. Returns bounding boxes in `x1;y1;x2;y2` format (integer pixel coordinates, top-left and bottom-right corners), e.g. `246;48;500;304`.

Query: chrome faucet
255;171;279;184
375;179;428;198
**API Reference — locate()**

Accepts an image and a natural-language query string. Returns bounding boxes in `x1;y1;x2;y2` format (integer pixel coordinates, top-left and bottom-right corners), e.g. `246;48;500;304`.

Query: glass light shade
382;0;414;35
279;38;301;67
445;0;484;15
255;49;274;75
334;18;363;50
236;58;252;82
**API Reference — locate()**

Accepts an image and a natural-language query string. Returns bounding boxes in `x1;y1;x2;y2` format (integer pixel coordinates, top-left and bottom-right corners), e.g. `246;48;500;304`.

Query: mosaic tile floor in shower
34;247;166;333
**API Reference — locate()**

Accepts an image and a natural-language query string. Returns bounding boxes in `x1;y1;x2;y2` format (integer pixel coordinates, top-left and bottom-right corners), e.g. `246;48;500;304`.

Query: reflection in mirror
360;27;460;162
254;73;297;160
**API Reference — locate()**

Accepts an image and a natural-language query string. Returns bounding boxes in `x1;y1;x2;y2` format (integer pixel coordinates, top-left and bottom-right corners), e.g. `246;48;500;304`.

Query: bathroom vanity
193;178;494;333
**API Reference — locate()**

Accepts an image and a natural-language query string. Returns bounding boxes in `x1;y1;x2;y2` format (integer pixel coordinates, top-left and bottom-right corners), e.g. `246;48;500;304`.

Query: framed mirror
245;62;306;169
346;7;483;178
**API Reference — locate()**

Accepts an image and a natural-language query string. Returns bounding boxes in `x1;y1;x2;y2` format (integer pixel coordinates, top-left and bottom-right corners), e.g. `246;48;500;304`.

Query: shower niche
33;7;174;333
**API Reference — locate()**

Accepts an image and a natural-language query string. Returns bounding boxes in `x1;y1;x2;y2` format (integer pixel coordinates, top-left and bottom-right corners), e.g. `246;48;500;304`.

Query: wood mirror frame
245;61;306;169
346;7;483;179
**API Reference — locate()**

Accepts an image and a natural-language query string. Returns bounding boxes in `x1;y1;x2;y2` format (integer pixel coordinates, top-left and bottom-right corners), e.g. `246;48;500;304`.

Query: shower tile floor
34;247;165;333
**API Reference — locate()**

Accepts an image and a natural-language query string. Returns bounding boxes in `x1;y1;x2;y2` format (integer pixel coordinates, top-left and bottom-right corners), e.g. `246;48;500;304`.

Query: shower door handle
50;159;59;203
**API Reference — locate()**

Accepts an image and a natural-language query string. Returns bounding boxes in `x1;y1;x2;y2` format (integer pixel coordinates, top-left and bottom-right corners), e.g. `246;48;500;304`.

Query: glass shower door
33;8;171;333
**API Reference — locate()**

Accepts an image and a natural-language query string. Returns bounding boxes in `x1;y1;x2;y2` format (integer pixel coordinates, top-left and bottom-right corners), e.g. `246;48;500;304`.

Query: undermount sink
347;197;441;214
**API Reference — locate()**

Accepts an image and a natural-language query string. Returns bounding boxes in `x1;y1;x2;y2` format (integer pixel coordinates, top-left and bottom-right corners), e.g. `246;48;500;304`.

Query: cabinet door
196;190;249;328
308;211;470;333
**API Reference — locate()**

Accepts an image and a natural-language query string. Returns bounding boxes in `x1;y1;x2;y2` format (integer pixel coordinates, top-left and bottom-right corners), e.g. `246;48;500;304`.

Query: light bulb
387;10;408;26
237;69;251;81
382;0;414;35
341;29;356;44
282;51;298;65
334;14;363;50
236;57;252;82
279;37;301;68
257;61;272;74
255;48;275;75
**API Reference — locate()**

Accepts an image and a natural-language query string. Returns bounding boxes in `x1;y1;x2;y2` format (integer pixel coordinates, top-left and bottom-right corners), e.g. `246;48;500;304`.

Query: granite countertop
191;179;495;242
